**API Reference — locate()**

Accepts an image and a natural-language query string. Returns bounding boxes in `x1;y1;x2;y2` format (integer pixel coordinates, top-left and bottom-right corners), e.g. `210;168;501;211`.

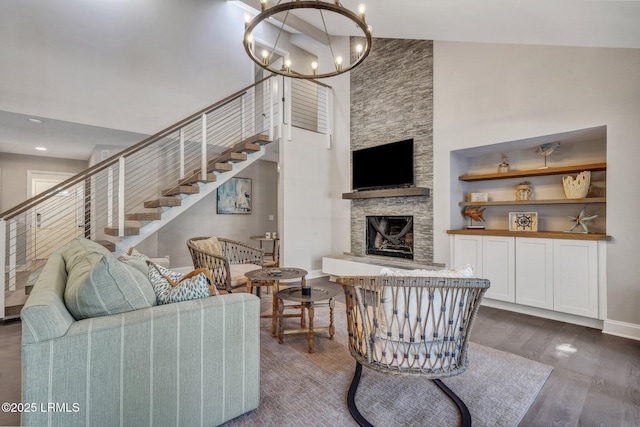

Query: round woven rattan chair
187;236;263;293
337;275;490;427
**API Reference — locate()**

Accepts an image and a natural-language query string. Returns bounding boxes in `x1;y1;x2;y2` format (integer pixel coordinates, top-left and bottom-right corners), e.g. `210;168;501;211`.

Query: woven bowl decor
562;171;591;199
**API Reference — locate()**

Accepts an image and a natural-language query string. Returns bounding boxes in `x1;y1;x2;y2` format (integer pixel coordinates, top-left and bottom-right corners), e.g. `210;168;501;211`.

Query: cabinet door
482;236;515;303
515;238;554;310
553;240;598;318
453;235;483;277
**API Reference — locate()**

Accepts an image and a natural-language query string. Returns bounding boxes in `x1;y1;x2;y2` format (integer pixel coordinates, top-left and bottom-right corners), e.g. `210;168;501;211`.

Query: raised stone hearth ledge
322;254;445;280
342;187;430;199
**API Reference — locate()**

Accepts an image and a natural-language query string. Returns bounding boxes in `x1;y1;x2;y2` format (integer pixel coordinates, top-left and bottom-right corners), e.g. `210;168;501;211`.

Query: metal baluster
201;113;207;179
118;156;125;237
180;128;185;180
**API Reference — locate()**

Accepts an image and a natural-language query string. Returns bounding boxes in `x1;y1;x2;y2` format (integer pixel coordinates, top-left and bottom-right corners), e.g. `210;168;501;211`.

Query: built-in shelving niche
449;126;608;235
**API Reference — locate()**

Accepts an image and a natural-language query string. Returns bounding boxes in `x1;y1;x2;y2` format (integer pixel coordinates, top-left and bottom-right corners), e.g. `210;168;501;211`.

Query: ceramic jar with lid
515;181;533;201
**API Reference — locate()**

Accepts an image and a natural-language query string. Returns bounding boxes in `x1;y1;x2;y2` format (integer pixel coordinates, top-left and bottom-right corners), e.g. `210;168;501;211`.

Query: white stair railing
0;74;332;319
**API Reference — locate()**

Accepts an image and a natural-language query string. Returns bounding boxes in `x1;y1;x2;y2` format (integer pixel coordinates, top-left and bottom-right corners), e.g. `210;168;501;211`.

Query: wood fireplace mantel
342;187;430;199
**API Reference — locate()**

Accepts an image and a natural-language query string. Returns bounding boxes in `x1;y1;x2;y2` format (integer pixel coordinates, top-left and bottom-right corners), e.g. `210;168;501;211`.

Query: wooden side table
245;267;308;337
250;236;279;262
276;286;337;353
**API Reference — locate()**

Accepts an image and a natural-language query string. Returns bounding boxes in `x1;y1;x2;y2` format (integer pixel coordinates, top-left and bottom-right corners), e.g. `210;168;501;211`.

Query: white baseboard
306;269;326;280
483;299;640;342
481;299;604;330
603;319;640;341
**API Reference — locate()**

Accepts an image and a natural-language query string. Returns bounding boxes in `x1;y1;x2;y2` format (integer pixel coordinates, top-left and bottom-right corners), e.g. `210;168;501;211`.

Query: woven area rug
225;293;552;427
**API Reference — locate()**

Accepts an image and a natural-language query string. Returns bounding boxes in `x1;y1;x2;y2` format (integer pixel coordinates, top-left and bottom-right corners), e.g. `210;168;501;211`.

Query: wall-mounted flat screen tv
352;139;414;191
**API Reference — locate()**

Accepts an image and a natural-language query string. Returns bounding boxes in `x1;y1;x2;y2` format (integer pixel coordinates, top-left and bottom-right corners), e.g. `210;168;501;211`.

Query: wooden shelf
342;187;430;200
459;197;606;207
459;162;606;182
447;229;611;241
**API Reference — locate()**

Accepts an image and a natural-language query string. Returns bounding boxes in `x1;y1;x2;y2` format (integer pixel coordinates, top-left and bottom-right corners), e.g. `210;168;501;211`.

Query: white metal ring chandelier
243;1;372;79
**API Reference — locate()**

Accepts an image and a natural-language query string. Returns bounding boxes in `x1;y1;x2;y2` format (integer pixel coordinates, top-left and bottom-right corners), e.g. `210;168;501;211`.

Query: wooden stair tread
245;134;271;145
217;152;247;163
104;226;140;236
192;163;233;175
212;163;233;172
179;173;216;185
232;142;261;153
144;198;181;208
125;212;163;221
162;185;199;196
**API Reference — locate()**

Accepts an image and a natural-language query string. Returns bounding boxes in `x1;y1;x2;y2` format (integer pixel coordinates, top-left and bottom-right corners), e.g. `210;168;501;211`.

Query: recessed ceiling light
35;147;47;151
27;118;45;124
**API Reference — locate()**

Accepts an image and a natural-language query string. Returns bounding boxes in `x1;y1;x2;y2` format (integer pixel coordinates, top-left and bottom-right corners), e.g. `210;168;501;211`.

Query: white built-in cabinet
451;234;602;320
448;132;609;324
453;235;515;303
553;239;599;318
515;237;554;310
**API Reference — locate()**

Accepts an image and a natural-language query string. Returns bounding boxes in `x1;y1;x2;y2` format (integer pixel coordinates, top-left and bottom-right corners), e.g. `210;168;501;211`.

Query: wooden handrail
0;75;275;220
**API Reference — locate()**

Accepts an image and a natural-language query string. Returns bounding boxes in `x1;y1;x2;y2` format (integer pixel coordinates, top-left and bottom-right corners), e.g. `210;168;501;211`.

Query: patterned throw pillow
147;262;218;305
193;236;223;256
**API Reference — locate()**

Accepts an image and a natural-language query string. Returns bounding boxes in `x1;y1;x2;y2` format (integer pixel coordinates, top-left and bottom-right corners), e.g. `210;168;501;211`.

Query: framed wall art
509;211;538;232
217;177;252;214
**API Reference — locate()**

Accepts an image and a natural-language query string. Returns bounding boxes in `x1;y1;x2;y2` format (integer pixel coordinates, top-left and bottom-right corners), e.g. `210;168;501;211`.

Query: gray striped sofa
21;246;260;426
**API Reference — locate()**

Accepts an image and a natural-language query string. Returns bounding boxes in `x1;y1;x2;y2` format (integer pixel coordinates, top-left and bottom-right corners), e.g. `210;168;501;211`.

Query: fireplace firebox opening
366;216;414;259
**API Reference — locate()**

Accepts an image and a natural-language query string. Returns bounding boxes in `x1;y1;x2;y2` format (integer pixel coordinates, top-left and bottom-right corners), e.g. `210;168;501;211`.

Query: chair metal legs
347;361;472;427
347;361;373;427
432;378;472;427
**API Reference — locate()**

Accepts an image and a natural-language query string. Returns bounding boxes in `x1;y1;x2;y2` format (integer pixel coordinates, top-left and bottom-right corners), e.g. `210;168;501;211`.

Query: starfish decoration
566;207;598;233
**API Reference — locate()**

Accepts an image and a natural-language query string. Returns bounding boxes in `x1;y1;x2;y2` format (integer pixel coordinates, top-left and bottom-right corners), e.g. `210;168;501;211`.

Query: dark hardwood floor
0;317;22;427
2;277;639;426
471;305;640;426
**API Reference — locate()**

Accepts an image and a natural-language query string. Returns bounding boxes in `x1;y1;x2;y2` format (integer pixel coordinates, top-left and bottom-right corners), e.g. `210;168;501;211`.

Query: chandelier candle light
243;0;372;79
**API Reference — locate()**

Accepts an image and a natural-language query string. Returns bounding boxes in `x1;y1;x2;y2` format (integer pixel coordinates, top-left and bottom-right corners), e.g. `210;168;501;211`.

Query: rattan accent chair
187;236;264;293
337;275;490;427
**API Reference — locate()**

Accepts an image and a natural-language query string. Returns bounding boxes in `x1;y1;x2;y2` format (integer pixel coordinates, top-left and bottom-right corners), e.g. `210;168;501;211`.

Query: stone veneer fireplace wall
349;38;435;265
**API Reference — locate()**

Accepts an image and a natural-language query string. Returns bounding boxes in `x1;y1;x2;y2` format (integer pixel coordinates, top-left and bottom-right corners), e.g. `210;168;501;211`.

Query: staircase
101;134;271;244
0;74;332;319
0;76;282;318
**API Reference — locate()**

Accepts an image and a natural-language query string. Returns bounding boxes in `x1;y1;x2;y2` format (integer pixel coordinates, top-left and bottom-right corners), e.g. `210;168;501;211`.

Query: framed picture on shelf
469;192;489;202
509;212;538;232
217;177;252;214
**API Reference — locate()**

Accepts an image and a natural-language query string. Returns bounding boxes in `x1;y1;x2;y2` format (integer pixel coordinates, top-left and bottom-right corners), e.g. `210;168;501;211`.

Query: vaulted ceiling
1;0;639;160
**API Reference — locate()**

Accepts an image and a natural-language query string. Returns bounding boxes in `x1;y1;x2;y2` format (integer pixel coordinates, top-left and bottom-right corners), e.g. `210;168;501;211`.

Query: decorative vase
515;182;533;201
562;171;591;199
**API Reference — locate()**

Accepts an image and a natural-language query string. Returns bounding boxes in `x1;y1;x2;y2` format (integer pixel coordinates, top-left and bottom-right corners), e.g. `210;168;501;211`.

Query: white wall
0;153;87;212
156;159;278;268
273;37;351;276
432;41;640;329
325;38;352;258
0;0;253;135
280;127;334;276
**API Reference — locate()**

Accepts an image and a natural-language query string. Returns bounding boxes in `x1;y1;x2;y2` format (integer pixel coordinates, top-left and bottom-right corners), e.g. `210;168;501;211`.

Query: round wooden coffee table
276;286;337;353
245;267;308;337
